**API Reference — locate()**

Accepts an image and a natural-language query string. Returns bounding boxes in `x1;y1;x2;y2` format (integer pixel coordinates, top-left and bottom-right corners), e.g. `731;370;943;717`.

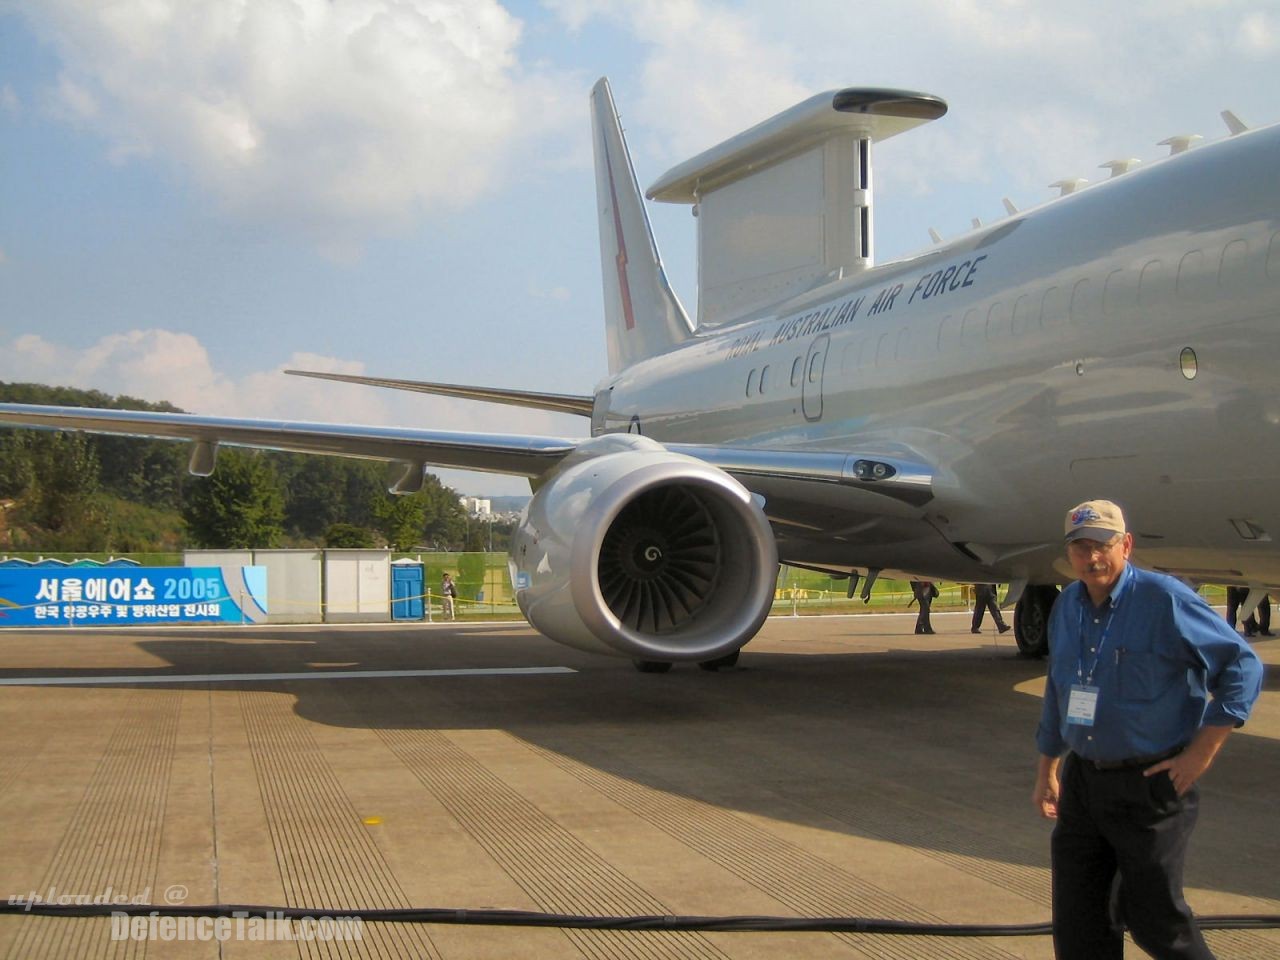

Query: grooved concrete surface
0;612;1276;959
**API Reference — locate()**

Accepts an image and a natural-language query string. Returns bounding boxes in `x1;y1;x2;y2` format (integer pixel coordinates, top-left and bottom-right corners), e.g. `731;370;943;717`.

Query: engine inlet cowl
510;438;778;662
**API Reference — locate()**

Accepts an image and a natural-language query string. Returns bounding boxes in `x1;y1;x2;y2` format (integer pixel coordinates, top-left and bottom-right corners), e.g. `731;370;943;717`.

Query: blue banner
0;566;269;626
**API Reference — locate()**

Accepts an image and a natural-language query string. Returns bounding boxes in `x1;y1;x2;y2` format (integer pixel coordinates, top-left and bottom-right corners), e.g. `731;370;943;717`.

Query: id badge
1066;684;1099;726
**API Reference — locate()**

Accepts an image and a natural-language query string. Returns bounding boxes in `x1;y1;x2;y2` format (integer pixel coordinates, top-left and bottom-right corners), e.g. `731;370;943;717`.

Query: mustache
1087;563;1108;573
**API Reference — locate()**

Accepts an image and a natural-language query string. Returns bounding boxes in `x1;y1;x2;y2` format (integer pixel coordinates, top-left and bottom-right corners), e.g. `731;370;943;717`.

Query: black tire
632;659;673;673
1014;585;1059;658
697;651;740;671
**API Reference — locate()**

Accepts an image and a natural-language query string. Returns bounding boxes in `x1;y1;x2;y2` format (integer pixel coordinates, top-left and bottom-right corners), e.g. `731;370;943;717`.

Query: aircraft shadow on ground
4;625;1277;906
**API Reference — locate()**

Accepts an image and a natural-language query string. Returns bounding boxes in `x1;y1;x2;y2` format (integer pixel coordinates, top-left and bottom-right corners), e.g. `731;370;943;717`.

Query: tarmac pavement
0;610;1276;959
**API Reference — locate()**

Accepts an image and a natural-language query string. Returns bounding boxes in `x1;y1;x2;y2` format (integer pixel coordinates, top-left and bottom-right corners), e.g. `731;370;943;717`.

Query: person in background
1033;500;1262;959
441;572;458;620
971;583;1011;634
1224;585;1273;637
909;579;938;634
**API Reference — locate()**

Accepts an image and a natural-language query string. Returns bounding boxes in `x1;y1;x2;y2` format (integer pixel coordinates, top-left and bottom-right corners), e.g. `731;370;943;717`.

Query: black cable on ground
3;902;1278;935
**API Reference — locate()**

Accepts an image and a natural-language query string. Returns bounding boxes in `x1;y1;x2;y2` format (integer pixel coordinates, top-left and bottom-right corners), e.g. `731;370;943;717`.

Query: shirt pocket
1115;649;1168;701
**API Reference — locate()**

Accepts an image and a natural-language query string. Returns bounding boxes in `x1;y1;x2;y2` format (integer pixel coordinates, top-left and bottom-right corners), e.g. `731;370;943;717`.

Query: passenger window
1177;250;1206;298
1042;286;1065;327
1069;278;1094;324
807;353;821;383
1103;269;1133;319
935;315;952;353
759;364;770;393
1139;260;1169;309
895;328;910;361
1011;294;1032;335
1219;239;1249;288
790;356;803;387
986;301;1007;340
875;332;890;366
746;368;757;396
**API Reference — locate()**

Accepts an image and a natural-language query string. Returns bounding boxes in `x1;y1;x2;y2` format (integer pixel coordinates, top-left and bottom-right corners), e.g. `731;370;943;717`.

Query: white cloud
0;85;19;115
16;0;576;249
544;0;809;159
1236;12;1279;55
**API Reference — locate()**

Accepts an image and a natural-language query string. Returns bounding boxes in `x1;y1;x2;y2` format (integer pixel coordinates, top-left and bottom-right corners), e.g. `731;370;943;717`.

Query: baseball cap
1064;499;1127;542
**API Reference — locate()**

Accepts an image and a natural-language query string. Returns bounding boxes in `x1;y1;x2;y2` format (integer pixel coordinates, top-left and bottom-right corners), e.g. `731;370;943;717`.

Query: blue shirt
1036;564;1263;762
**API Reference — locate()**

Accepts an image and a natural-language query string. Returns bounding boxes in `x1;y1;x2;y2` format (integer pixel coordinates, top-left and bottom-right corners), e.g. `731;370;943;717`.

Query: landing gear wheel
632;659;673;673
697;651;740;671
1013;585;1059;658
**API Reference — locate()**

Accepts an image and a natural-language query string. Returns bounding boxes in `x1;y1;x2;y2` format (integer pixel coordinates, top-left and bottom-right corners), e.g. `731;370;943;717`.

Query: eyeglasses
1067;536;1123;557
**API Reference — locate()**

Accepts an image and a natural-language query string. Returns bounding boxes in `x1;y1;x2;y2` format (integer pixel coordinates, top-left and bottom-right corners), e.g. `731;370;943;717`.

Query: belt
1074;745;1183;772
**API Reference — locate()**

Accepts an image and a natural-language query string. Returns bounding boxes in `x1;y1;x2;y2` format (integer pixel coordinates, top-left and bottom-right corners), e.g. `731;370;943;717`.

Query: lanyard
1076;568;1131;685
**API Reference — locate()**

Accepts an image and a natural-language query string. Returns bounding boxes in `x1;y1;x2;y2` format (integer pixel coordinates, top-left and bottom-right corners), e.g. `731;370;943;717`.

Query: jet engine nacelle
510;434;779;661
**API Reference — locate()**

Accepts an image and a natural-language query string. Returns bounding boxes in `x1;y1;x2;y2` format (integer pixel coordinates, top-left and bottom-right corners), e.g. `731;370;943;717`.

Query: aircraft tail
590;78;693;375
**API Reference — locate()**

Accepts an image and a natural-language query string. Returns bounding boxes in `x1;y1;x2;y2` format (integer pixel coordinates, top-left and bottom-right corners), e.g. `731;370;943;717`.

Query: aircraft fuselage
598;122;1280;589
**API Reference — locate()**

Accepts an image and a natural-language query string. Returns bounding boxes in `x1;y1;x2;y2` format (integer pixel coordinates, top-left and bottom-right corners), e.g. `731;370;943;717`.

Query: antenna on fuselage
1049;178;1088;197
1158;134;1202;155
1221;110;1248;135
1100;158;1141;178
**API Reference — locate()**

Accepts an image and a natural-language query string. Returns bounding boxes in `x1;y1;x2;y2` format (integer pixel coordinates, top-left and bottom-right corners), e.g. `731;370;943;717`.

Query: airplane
2;78;1278;671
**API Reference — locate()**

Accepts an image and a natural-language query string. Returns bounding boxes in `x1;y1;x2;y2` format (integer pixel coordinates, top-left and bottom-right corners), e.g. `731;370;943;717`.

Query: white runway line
0;666;578;686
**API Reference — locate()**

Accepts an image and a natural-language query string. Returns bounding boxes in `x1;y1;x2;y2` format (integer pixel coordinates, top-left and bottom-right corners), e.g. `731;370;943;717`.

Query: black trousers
971;585;1006;630
1225;587;1270;633
1052;754;1214;959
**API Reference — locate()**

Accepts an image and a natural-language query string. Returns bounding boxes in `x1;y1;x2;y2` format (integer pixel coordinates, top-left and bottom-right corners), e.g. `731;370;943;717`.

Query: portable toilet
390;560;425;621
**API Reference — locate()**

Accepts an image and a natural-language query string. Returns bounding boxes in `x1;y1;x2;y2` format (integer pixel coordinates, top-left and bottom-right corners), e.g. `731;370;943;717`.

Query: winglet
590;78;693;375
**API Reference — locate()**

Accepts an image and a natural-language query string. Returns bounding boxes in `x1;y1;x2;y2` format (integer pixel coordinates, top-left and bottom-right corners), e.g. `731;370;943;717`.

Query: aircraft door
801;334;829;421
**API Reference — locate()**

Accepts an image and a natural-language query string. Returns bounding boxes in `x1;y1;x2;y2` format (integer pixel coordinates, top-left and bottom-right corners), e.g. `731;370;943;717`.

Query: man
1226;585;1273;638
971;583;1011;634
441;572;457;620
1032;500;1262;959
909;579;937;634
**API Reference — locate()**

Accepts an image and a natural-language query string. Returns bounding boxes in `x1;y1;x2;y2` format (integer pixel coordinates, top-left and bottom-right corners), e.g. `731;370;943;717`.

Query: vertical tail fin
590;78;693;374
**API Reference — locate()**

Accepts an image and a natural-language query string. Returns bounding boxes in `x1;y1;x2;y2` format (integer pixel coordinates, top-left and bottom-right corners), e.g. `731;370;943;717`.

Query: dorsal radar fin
1100;158;1141;178
590;79;693;374
1221;110;1248;135
928;227;943;245
646;88;946;328
1001;197;1018;216
1158;134;1202;156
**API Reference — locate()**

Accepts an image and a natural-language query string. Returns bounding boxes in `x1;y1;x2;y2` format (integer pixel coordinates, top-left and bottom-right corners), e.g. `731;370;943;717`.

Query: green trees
5;432;110;550
182;449;285;548
0;381;503;552
371;474;468;551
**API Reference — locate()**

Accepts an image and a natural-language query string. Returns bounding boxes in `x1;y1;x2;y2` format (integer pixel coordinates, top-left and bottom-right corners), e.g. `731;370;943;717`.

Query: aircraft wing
0;403;576;482
0;403;934;503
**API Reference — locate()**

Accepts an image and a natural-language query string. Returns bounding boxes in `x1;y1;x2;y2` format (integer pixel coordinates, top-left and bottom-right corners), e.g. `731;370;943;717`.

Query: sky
2;1;1278;496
